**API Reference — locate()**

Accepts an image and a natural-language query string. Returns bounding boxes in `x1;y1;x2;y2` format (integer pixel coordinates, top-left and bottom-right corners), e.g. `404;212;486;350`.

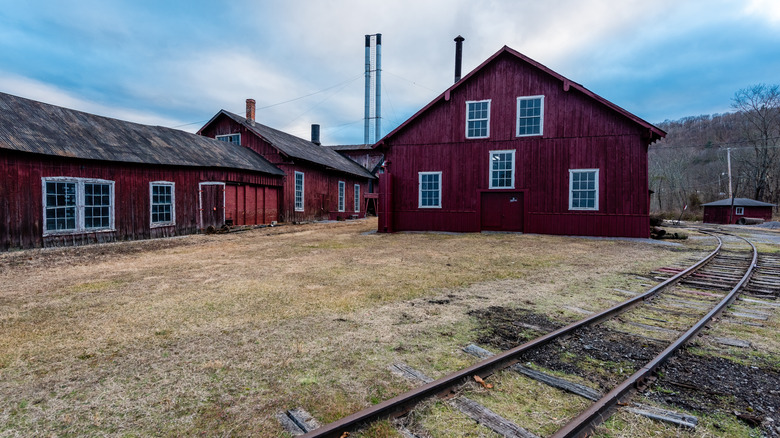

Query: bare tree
731;84;780;203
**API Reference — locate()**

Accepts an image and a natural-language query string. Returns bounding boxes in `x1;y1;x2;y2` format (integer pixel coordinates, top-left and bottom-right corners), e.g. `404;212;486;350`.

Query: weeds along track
296;230;759;438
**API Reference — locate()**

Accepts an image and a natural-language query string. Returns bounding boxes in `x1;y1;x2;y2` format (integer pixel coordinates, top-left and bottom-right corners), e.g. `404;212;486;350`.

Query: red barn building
198;101;375;222
702;198;775;224
376;46;665;237
0;92;284;250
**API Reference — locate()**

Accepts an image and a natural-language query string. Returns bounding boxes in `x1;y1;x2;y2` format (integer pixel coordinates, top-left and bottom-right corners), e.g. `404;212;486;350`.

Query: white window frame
418;171;442;209
568;169;599;211
465;100;491;139
294;171;305;212
216;133;241;145
41;177;115;236
488;150;516;189
338;181;345;212
150;181;176;228
354;184;360;212
735;207;744;215
516;95;544;137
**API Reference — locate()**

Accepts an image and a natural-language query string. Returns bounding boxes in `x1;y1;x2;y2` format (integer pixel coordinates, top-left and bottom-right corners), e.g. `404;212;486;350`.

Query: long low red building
0;92;284;250
375;45;665;238
702;198;775;224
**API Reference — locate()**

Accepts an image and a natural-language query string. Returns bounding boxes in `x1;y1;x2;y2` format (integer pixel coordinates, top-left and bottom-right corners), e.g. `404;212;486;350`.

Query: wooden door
200;183;225;229
480;192;523;232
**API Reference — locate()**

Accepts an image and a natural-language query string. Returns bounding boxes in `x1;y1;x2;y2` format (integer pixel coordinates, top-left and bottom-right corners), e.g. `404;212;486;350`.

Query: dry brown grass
0;219;713;436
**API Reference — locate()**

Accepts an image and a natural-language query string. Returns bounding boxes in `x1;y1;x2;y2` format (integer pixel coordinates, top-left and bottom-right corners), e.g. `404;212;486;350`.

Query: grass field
0;218;763;437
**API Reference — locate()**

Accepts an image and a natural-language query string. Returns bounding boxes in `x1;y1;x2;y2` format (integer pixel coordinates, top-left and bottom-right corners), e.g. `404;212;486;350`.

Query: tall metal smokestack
454;35;465;83
364;35;371;144
375;33;382;142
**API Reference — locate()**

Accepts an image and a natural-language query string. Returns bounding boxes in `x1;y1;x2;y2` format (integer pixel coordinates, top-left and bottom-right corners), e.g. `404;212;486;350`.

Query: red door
480;192;523;232
200;183;225;229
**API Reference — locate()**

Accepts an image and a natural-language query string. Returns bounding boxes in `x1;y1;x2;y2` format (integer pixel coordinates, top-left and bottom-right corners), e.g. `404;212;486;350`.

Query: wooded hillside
649;84;780;217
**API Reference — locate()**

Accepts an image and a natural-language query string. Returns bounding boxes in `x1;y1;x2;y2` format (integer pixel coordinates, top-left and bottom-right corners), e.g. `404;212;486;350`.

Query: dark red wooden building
198;101;375;222
702;198;775;224
0;92;284;250
375;46;665;238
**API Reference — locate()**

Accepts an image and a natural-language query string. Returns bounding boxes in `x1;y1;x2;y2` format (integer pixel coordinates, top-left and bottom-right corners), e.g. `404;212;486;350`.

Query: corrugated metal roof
701;198;776;207
0;92;284;176
210;111;375;179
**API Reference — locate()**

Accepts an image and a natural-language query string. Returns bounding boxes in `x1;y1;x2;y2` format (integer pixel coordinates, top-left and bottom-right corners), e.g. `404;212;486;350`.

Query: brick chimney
246;98;256;123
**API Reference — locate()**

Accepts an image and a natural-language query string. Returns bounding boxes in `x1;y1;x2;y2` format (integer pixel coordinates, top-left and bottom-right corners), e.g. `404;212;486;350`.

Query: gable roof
200;110;375;180
702;197;776;207
376;46;665;147
0;92;284;175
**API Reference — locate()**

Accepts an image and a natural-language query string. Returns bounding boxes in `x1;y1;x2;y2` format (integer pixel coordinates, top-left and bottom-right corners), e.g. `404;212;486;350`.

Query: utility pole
727;147;734;224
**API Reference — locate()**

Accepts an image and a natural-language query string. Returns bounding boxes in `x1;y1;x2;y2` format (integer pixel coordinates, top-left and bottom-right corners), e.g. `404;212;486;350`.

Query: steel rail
301;234;724;438
552;231;757;438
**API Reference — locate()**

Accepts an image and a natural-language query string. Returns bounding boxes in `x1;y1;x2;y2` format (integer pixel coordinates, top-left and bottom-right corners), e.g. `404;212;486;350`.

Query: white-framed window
516;96;544;137
338;181;345;212
466;100;490;139
42;177;115;235
354;184;360;212
569;169;599;211
735;207;744;215
294;171;305;212
150;182;175;227
419;171;442;208
216;133;241;145
489;150;516;189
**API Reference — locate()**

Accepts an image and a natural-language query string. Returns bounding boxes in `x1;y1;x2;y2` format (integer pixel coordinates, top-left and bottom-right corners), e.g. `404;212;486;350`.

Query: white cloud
744;0;780;23
0;73;185;128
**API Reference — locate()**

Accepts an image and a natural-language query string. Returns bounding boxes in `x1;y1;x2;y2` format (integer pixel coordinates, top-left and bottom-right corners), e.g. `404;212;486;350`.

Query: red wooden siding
200;115;370;223
703;205;774;224
0;150;282;250
378;50;657;238
225;184;279;226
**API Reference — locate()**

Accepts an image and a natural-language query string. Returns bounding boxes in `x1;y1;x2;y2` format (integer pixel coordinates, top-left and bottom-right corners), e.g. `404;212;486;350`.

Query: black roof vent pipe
454;35;465;83
311;124;321;145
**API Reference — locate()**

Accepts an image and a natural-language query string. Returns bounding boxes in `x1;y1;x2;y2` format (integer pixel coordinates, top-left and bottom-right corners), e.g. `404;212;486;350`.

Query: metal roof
701;198;776;207
322;144;374;151
0;91;284;175
204;111;375;180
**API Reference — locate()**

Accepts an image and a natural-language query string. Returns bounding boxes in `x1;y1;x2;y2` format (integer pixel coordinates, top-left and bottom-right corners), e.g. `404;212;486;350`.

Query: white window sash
568;169;599;211
488;149;516;189
465;100;491;139
294;171;305;212
338;181;345;212
418;171;442;209
150;181;176;227
354;184;360;212
516;95;544;137
41;177;115;236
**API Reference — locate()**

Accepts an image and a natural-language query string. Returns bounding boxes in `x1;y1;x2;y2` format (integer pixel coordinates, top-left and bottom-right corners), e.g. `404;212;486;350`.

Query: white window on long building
354;184;360;212
489;150;515;189
466;100;490;139
294;171;305;212
216;133;241;145
43;177;115;234
338;181;345;212
516;96;544;137
419;171;442;208
569;169;599;211
150;182;175;226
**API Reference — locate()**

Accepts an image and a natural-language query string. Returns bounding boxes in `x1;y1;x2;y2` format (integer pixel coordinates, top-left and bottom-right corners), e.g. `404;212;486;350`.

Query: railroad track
291;229;762;438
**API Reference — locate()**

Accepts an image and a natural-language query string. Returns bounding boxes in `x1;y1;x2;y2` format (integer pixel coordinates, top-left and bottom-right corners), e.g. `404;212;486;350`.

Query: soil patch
647;350;780;436
468;306;564;350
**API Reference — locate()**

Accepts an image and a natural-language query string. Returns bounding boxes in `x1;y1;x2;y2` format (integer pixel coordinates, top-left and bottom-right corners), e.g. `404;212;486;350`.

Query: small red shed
198;102;376;223
375;46;665;238
0;92;284;250
702;198;775;224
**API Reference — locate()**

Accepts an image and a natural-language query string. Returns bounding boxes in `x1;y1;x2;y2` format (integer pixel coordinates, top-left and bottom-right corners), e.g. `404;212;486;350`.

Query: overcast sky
1;0;779;145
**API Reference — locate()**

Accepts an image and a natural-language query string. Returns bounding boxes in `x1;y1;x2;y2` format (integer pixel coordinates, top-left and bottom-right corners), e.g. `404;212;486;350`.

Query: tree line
649;84;780;217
